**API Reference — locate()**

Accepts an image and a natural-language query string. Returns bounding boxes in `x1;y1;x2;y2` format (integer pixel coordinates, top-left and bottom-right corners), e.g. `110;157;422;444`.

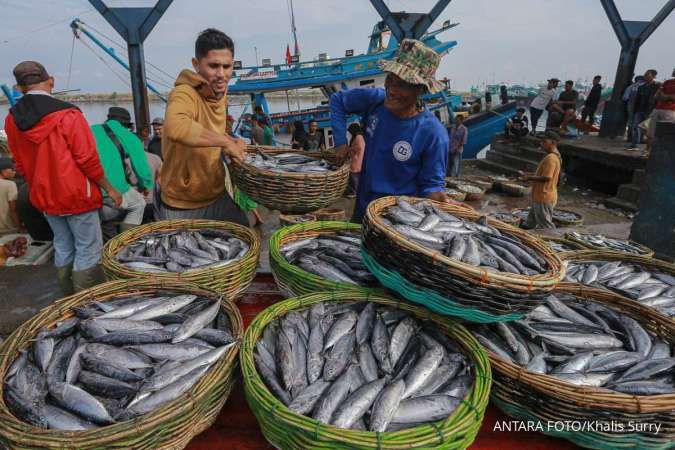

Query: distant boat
230;3;515;159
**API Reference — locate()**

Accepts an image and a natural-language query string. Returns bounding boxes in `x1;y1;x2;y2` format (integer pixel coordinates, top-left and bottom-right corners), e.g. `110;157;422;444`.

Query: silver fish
332;378;386;429
391;395;461;423
172;301;220;343
369;379;406;432
48;382;114;425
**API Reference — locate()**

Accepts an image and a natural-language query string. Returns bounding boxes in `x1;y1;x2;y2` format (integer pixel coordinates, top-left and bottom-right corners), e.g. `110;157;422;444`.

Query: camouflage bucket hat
379;39;444;94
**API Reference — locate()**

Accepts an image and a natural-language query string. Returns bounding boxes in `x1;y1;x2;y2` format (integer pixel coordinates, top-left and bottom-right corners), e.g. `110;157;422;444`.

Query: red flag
285;44;292;64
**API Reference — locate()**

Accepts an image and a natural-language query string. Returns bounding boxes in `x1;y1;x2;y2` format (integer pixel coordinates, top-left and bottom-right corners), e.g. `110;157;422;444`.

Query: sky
0;0;674;94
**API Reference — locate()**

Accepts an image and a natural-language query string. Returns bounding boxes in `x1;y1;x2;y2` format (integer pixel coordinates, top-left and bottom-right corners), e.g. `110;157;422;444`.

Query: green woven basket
361;249;524;323
269;221;385;298
240;291;492;450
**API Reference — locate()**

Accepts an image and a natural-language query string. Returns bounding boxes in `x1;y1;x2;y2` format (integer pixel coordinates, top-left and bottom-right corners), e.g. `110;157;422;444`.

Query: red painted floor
187;275;580;450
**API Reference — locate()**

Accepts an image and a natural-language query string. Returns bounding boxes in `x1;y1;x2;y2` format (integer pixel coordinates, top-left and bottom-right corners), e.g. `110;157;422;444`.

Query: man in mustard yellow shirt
158;28;248;226
520;130;562;229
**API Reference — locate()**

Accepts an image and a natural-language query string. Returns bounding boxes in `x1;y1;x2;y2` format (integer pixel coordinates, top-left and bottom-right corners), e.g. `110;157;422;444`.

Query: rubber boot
56;264;74;296
72;265;106;292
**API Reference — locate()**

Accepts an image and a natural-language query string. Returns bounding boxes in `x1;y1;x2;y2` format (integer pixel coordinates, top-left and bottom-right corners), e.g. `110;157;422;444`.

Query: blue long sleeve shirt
330;88;448;221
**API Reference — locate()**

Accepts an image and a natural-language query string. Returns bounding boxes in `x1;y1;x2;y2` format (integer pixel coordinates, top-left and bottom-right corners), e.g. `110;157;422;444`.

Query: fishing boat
229;1;515;159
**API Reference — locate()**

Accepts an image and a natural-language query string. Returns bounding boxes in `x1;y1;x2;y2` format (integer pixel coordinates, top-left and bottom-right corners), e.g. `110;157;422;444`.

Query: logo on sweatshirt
392;141;413;162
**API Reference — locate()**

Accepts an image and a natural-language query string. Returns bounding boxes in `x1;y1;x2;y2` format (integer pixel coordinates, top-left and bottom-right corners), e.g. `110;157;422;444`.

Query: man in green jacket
91;107;153;233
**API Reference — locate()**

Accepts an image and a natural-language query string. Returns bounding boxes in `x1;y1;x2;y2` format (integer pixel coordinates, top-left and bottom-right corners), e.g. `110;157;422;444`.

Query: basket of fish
461;176;494;192
488;212;522;227
539;235;585;254
445;179;485;201
280;214;317;226
312;208;346;221
241;290;491;449
230;149;349;214
472;286;675;449
551;209;584;227
499;182;529;197
0;278;242;450
270;221;381;297
361;196;565;323
444;187;467;202
565;232;654;257
562;250;675;320
102;219;259;299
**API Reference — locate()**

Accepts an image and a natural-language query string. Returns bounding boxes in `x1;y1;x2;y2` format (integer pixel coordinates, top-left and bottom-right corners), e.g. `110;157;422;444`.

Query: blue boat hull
462;102;517;159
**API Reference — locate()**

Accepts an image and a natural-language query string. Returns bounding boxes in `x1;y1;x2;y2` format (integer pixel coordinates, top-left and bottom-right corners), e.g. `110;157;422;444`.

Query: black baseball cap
107;107;132;125
13;61;50;86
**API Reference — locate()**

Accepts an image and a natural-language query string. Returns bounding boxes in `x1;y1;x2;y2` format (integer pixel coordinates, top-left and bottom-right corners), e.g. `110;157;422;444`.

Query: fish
48;382;115;425
4;292;236;431
255;300;472;431
475;293;675;394
390;395;461;424
172;301;220;343
369;379;406;432
131;295;198;321
566;232;650;255
117;229;249;273
245;151;337;173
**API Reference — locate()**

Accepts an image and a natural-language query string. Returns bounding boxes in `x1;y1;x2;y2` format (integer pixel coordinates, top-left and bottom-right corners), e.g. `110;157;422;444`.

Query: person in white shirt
529;78;559;135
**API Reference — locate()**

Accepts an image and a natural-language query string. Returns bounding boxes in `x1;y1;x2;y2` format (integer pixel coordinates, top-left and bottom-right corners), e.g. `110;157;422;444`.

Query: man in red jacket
4;61;122;294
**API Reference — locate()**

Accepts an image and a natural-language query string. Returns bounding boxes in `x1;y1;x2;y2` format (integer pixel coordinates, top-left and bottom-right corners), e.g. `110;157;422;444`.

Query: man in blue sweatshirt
330;39;456;222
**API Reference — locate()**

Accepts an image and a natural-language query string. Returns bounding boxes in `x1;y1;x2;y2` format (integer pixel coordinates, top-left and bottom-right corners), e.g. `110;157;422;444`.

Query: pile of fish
551;210;582;223
380;198;549;275
245;150;336;173
116;229;249;273
444;187;465;198
565;261;675;317
280;232;377;287
474;293;675;395
4;294;236;430
490;212;521;223
544;239;579;253
449;183;482;194
566;232;650;255
254;301;473;431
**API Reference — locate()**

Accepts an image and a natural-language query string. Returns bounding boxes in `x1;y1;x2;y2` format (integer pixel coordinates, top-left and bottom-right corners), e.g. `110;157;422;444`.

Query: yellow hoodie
160;69;233;209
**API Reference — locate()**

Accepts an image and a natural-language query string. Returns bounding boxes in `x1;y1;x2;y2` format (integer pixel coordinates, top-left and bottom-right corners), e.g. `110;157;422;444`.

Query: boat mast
289;0;300;57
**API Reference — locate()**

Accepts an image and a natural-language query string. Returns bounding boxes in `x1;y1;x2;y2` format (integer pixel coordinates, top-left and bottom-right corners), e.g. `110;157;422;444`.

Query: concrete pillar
630;121;675;259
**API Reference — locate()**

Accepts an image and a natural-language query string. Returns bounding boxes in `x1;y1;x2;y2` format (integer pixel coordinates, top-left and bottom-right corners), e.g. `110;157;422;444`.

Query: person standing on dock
447;114;468;178
346;122;365;198
147;117;164;159
629;69;660;150
0;158;22;234
305;120;325;151
648;68;675;146
249;116;265;145
500;85;509;105
581;75;602;128
4;61;122;294
330;39;457;223
485;90;492;111
623;75;645;143
529;78;559;135
519;130;561;229
157;28;248;226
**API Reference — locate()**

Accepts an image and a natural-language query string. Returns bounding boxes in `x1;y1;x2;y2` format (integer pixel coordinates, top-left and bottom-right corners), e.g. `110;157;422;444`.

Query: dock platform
477;134;647;211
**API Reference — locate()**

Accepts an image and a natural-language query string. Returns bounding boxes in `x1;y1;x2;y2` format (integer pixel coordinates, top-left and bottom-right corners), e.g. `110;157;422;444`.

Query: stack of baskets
102;219;260;299
231;148;349;213
485;286;675;449
240;291;492;450
0;279;242;449
361;196;565;323
445;179;485;201
269;221;383;297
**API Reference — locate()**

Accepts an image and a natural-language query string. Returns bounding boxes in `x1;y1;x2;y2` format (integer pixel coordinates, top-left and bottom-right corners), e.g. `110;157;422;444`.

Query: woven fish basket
269;221;384;297
101;219;259;300
312;208;345;221
558;250;675;322
552;208;584;227
461;176;494;192
564;233;654;257
487;213;522;227
279;214;317;226
231;148;349;213
539;235;586;254
362;196;565;323
445;179;485;201
240;291;492;450
482;285;675;450
499;182;529;197
0;278;243;450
